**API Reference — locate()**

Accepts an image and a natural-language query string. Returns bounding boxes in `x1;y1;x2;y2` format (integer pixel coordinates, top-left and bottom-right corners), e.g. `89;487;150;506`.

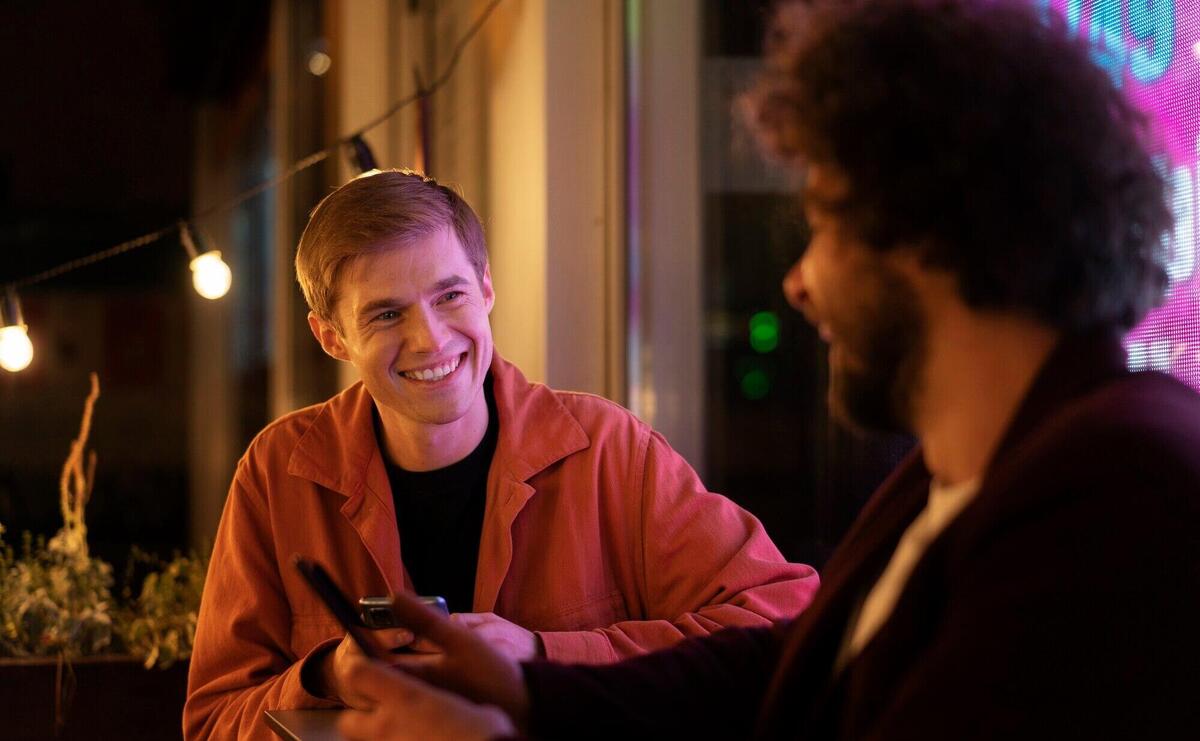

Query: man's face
310;227;495;436
783;165;926;433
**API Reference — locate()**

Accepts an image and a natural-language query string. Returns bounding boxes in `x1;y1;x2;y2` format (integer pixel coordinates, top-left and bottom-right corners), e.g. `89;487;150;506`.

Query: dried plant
48;372;99;561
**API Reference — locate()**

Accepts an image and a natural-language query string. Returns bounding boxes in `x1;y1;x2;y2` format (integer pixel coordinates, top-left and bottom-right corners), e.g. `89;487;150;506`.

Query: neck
912;307;1058;487
376;393;490;472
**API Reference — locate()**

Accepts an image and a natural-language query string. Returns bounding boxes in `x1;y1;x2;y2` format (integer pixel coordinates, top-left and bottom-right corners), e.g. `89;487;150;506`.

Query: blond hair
295;169;488;322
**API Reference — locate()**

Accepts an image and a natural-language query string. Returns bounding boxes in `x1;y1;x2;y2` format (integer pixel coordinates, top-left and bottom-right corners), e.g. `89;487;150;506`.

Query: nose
782;255;809;312
408;305;451;353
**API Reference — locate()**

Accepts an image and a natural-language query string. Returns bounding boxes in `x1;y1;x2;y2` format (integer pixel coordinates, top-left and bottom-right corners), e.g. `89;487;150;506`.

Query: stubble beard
827;265;925;436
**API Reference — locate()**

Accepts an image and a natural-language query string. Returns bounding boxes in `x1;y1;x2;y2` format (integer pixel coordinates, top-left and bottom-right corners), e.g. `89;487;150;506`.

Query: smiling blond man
182;170;818;740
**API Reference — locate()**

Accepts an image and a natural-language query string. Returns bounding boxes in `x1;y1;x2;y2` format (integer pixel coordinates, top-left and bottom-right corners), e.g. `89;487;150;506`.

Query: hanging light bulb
347;134;379;175
0;286;33;372
181;222;232;300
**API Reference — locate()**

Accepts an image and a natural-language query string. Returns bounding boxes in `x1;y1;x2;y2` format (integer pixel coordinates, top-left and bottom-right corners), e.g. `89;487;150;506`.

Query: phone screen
292;555;385;659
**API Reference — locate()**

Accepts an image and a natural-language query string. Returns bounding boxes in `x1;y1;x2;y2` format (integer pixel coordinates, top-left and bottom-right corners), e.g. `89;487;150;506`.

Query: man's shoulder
246;399;330;453
549;387;645;425
493;357;649;438
540;386;659;453
1042;370;1200;458
240;385;365;466
1000;370;1200;502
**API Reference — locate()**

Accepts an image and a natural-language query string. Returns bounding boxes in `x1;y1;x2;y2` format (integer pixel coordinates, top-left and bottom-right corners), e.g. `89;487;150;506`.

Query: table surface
265;709;347;741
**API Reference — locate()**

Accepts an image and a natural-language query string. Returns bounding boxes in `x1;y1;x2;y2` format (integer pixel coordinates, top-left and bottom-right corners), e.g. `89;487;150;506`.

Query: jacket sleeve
183;462;341;740
538;430;819;663
525;624;784;739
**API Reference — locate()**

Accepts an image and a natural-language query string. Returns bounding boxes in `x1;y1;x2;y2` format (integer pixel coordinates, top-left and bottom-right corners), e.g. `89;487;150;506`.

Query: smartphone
291;555;386;659
358;595;449;628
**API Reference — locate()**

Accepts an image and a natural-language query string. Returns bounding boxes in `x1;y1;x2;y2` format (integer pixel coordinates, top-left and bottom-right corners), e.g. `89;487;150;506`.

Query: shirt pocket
541;589;630;631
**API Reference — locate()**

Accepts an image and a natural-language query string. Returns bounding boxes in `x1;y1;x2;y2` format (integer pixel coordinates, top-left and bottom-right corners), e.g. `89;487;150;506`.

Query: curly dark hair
744;0;1171;330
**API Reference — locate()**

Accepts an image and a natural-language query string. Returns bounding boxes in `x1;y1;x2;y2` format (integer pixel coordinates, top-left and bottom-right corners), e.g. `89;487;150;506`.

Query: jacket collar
487;354;591;483
285;352;590;497
817;327;1131;583
985;326;1128;469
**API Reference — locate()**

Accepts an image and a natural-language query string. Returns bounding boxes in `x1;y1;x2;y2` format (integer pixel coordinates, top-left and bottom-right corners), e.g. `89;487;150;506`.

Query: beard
827;263;926;435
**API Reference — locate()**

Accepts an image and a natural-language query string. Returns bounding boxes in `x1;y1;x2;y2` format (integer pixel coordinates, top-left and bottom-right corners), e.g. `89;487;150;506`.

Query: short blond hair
295;169;488;322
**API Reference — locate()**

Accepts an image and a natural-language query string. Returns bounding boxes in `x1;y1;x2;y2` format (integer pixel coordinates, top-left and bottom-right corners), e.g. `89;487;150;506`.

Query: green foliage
116;547;209;669
0;527;209;669
0;530;115;659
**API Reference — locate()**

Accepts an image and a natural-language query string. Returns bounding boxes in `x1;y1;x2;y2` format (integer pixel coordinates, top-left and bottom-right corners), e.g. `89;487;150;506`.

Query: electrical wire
8;0;504;291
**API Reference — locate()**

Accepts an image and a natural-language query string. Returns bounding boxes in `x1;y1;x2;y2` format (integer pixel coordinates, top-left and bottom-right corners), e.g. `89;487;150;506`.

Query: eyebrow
355;275;472;318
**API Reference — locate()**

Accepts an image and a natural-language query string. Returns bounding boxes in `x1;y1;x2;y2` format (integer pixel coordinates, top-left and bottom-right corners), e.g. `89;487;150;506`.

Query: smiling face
783;165;926;433
309;226;495;443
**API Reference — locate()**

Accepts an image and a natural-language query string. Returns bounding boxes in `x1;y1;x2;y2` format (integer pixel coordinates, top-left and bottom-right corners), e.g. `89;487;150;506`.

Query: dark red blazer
523;331;1200;739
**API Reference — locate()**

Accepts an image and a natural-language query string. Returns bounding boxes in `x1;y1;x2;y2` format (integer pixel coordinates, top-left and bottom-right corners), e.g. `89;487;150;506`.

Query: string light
0;286;33;373
307;39;333;77
180;223;232;300
3;0;503;355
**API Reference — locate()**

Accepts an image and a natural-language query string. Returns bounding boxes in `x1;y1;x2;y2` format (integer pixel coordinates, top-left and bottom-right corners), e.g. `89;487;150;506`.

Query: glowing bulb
308;51;332;76
0;324;33;372
190;251;232;299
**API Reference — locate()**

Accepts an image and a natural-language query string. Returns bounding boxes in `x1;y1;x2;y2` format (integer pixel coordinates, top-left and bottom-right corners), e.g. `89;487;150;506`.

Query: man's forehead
343;228;465;278
333;238;469;311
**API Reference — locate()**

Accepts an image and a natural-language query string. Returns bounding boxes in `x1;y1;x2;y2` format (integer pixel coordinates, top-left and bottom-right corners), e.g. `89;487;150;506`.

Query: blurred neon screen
1039;0;1200;390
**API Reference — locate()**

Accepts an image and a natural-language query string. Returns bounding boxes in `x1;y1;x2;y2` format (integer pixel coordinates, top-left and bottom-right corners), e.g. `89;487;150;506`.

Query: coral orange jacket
184;354;818;740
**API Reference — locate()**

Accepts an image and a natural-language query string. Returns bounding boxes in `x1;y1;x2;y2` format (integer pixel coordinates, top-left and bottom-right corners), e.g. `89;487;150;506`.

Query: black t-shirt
378;375;498;614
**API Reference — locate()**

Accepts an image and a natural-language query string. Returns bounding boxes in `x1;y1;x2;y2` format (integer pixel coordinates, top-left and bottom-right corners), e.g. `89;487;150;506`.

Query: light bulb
190;251;232;299
0;324;33;372
308;51;332;76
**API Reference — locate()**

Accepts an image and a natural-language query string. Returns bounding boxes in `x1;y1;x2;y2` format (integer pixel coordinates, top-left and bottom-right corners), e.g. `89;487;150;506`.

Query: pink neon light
1046;0;1200;390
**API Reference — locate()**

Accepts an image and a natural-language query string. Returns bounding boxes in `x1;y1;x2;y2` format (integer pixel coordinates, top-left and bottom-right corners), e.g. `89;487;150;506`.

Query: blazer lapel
756;449;931;739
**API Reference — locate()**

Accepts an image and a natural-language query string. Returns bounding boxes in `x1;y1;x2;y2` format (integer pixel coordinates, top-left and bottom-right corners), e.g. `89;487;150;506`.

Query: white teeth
402;355;462;381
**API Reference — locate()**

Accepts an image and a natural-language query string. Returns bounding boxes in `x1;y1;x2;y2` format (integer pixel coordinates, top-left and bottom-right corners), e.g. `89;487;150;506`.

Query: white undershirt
836;476;981;671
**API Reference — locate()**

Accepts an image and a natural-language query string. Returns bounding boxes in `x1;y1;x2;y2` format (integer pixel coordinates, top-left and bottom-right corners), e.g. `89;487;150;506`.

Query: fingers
387;592;477;650
375;627;415;650
341;631;387;662
449;611;488;627
337;658;421;741
407;635;442;654
336;708;376;741
339;656;391;705
389;651;443;679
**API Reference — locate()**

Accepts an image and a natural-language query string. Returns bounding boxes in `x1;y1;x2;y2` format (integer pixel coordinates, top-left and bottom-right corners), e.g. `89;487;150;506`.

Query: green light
741;369;770;400
748;311;780;353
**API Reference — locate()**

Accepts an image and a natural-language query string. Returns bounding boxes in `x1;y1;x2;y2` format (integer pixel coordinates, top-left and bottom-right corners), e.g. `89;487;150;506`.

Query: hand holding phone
359;595;449;629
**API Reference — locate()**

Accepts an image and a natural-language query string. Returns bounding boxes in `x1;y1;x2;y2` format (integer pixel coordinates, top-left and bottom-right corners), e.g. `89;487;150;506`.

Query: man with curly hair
328;1;1200;739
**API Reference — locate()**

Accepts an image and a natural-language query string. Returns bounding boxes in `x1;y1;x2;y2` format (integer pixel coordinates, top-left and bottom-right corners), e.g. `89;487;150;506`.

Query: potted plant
0;374;206;740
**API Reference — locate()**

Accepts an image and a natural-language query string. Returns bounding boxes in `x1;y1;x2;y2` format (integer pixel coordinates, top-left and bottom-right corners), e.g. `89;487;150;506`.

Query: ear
308;311;352;362
480;264;496;315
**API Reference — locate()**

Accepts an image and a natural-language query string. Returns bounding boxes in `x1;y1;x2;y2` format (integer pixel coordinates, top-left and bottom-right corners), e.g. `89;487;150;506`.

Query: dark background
0;0;270;568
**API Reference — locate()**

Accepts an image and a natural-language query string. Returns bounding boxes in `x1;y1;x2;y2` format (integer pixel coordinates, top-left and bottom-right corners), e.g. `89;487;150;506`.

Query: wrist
302;644;340;701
